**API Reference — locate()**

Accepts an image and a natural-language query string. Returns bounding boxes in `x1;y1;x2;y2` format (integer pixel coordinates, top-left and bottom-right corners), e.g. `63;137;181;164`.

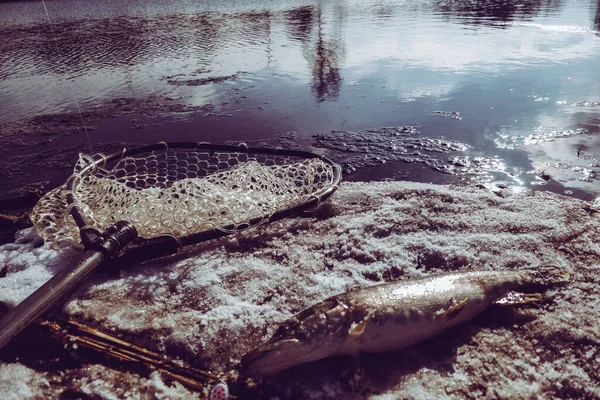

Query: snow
1;181;600;399
0;363;50;400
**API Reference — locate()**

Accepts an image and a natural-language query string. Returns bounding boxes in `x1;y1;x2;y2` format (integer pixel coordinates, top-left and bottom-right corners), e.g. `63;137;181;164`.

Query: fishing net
31;144;339;249
0;142;340;355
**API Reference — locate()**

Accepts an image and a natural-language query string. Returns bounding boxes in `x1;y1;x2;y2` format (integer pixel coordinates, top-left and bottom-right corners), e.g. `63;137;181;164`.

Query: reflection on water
434;0;564;26
595;0;600;33
1;0;600;199
285;6;315;43
306;8;344;102
284;5;345;102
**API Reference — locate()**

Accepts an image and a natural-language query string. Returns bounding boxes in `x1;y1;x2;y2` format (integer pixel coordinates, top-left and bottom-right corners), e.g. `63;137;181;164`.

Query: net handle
0;221;138;352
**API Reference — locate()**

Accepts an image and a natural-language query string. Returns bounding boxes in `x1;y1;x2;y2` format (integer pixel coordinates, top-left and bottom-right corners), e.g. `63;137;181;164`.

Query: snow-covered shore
1;181;599;399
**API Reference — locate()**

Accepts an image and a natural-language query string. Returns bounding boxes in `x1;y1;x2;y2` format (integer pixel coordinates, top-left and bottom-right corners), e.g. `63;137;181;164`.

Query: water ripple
0;12;269;81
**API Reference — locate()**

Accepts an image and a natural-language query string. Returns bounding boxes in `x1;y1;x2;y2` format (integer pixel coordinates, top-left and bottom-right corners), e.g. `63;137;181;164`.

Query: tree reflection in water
285;5;345;102
434;0;564;26
594;0;600;34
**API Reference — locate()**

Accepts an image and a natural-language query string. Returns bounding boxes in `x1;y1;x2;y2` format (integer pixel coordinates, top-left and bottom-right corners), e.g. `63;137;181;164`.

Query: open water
1;0;600;199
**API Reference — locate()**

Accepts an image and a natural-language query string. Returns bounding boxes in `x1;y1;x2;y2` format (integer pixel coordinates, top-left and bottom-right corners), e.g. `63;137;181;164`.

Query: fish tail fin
494;291;542;306
525;265;570;287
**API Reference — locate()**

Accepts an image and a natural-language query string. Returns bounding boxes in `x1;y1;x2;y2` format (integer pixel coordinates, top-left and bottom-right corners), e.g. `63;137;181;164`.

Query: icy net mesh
31;149;337;248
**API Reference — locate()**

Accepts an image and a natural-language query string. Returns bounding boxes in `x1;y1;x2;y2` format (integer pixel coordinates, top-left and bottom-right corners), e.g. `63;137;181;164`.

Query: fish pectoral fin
494;291;542;306
440;298;468;321
348;319;368;338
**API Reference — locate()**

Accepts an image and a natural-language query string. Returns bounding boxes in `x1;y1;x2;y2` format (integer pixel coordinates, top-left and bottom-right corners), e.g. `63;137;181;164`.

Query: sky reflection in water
1;0;600;198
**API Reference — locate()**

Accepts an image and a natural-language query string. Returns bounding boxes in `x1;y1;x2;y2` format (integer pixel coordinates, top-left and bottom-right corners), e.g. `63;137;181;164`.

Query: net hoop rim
64;141;342;247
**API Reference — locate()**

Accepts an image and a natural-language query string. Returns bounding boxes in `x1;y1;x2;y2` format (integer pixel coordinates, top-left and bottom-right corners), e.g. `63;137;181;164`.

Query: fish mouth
241;299;351;376
241;338;315;376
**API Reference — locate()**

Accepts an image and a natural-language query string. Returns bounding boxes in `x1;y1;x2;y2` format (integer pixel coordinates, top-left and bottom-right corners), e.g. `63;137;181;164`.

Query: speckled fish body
242;266;567;376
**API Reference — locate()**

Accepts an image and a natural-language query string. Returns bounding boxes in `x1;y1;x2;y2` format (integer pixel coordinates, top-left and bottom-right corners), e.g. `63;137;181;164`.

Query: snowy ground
1;181;599;399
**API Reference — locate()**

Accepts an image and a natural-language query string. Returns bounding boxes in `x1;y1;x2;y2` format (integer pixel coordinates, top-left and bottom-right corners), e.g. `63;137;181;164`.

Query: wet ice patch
312;126;469;175
525;130;600;195
495;22;595;34
311;126;523;185
494;126;587;149
571;101;600;107
430;111;462;120
557;100;600;108
434;156;520;185
528;94;549;102
542;163;600;183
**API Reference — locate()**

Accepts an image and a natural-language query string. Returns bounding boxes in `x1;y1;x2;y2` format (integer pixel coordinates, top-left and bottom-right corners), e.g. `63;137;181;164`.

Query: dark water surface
1;0;600;199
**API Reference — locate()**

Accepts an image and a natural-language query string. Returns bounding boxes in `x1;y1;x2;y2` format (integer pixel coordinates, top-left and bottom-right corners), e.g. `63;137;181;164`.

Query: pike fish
242;266;567;376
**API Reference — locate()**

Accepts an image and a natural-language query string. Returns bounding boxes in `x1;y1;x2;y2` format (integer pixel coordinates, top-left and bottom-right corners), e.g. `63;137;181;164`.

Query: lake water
1;0;600;199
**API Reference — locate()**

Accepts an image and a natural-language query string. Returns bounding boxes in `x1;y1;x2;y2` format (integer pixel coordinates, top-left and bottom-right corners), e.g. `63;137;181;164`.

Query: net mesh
31;148;338;248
